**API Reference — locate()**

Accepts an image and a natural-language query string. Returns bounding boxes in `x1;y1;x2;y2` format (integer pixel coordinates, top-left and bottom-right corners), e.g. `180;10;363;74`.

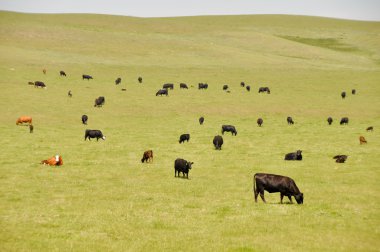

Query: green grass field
0;11;379;251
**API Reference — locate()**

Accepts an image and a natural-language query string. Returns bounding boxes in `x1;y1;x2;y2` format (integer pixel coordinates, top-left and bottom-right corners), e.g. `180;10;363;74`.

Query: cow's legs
280;194;284;204
288;196;293;204
254;190;259;203
259;191;266;203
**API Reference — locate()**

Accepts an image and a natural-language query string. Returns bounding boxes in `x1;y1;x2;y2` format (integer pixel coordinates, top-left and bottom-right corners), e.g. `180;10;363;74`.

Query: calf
163;83;174;89
287;116;294;125
156;89;168;96
246;85;250;92
41;155;63;166
222;125;237;135
257;118;263;127
333;155;347;163
253;173;303;204
60;70;66;76
174;158;193;179
327;117;333;125
199;117;204;125
115;77;121;85
340;117;349;125
94;96;105;107
366;126;373;132
34;81;46;88
141;150;153;163
284;150;302;160
359;136;367;144
341;91;346;99
85;129;105;141
180;83;188;89
138;76;143;83
179;134;190;144
82;115;88;125
213;135;223;150
82;74;93;80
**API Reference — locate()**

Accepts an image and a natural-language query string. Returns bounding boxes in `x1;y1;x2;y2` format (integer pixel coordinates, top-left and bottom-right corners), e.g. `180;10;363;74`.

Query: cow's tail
253;174;256;194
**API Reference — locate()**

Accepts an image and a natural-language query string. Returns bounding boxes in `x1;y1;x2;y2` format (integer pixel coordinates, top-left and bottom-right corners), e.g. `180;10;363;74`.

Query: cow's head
295;193;303;204
187;162;194;169
102;136;106;140
296;150;302;156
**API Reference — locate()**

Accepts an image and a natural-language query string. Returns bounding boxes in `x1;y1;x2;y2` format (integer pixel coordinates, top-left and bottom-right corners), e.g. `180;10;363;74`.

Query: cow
333;155;347;163
163;83;174;89
174;158;193;179
199;117;204;125
341;91;346;99
366;126;373;131
213;135;223;150
115;77;121;85
82;74;93;80
141;150;153;163
257;118;263;127
94;96;105;107
284;150;302;160
222;125;237;135
156;89;168;96
16;116;32;125
60;70;66;77
180;83;188;89
138;76;143;83
42;69;46;74
246;85;250;92
259;87;270;94
29;124;34;133
41;155;63;166
179;134;190;144
287;116;294;125
68;90;72;97
352;89;356;95
340;117;349;125
223;85;229;91
82;115;88;125
28;81;34;85
327;117;333;125
198;83;208;89
34;81;46;88
253;173;303;204
240;82;245;87
85;129;105;141
359;136;367;144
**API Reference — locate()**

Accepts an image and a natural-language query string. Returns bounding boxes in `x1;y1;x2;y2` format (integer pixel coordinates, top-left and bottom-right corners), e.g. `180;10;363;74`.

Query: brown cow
41;155;63;166
360;136;367;144
16;116;32;125
43;69;46;74
141;150;153;163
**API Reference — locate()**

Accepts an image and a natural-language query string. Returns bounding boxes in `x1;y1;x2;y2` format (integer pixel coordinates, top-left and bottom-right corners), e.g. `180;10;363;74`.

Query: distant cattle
141;150;153;163
28;81;34;85
198;83;208;89
240;82;245;87
163;83;174;89
253;173;303;204
174;158;193;179
285;150;302;160
42;69;46;74
60;70;66;77
327;117;333;125
85;129;105;141
180;83;188;89
213;135;223;150
340;117;349;125
257;118;263;127
333;155;347;163
222;125;237;135
115;77;121;85
223;85;229;91
68;90;72;97
94;96;105;107
29;124;34;133
41;155;63;166
138;76;143;83
156;89;168;96
16;116;32;125
82;74;93;80
199;117;204;125
287;116;294;125
82;115;88;125
246;85;250;92
258;87;270;94
341;91;346;99
34;81;46;88
179;134;190;144
359;136;367;144
352;89;356;95
366;126;373;131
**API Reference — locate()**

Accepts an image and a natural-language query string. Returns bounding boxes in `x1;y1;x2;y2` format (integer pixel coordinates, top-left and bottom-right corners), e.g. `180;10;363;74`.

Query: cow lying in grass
41;155;63;166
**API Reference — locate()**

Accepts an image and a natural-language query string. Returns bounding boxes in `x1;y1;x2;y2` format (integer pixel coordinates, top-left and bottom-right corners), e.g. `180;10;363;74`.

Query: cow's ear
191;162;194;165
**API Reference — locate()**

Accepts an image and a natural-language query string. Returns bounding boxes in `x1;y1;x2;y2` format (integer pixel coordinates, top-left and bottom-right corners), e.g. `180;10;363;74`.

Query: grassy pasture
0;11;380;251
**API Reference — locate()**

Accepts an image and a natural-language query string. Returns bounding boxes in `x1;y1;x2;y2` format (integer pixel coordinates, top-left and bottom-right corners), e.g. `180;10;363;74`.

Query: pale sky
0;0;379;21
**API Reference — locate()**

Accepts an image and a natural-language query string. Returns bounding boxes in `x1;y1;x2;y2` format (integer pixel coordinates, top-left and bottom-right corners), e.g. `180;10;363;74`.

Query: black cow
259;87;270;94
213;135;223;150
82;74;93;80
285;150;302;160
199;117;204;125
257;118;263;127
94;96;105;107
333;155;347;163
341;91;346;99
138;77;143;83
246;85;250;92
68;90;72;97
223;85;229;91
340;117;349;125
222;125;237;135
85;129;105;141
156;89;168;96
253;173;304;204
352;89;356;95
115;77;121;85
240;82;245;87
327;117;333;125
60;70;66;77
174;158;193;179
179;134;190;144
287;116;294;125
180;83;188;89
82;115;88;125
198;83;208;89
366;126;373;131
34;81;46;88
163;83;174;89
141;150;153;163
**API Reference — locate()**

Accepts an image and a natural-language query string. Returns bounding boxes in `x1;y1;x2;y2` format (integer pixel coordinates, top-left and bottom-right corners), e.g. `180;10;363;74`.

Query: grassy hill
0;11;379;251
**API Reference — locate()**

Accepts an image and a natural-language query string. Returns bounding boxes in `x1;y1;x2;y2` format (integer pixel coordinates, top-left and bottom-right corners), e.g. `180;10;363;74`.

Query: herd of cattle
18;69;375;205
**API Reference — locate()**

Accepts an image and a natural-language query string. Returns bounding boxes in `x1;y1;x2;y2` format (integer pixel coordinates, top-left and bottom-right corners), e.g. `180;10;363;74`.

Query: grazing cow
115;77;121;85
82;115;88;125
366;126;373;131
257;118;263;127
246;85;250;91
174;158;193;179
213;135;223;150
240;82;245;87
287;116;294;125
340;117;349;125
141;150;153;163
199;117;204;125
163;83;174;89
156;89;168;96
16;116;32;125
42;69;46;74
34;81;46;88
253;173;303;204
341;91;346;99
82;74;93;80
179;134;190;144
333;155;347;163
284;150;302;160
222;125;237;135
85;129;105;141
138;76;143;83
180;83;188;89
94;96;105;107
60;70;66;77
68;90;72;97
198;83;208;89
359;136;367;144
352;89;356;95
28;81;34;85
29;124;34;133
327;117;333;125
223;85;229;91
41;155;63;166
259;87;270;94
